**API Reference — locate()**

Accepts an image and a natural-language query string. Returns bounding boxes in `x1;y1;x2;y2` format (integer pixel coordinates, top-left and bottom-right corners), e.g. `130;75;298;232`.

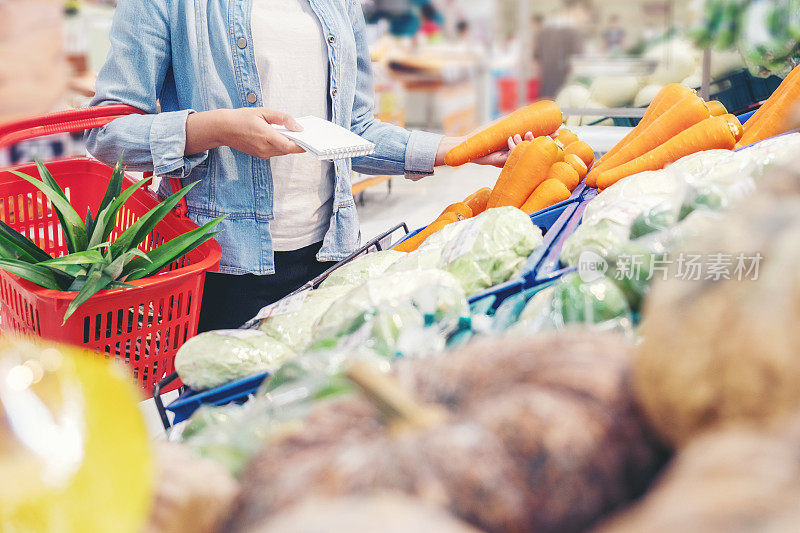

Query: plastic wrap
318;250;406;289
511;274;633;336
179;399;280;476
257;286;351;351
312;269;469;356
421;206;543;295
174;330;295;391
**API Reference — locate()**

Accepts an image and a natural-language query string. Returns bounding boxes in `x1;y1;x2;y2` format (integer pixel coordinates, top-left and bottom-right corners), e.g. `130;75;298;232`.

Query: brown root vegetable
393;330;637;413
145;443;239;533
230;367;530;533
594;417;800;533
635;197;800;447
468;385;661;533
232;331;661;533
248;494;481;533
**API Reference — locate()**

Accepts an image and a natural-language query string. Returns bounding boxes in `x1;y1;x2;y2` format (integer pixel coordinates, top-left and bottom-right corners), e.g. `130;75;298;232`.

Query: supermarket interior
3;0;800;531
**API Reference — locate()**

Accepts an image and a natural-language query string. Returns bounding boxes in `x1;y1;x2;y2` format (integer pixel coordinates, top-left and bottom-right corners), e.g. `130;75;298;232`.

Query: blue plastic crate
160;371;271;427
747;74;782;103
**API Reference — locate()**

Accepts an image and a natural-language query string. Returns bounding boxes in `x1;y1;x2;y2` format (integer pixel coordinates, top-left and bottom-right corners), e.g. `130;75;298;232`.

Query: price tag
440;218;484;265
253;290;310;322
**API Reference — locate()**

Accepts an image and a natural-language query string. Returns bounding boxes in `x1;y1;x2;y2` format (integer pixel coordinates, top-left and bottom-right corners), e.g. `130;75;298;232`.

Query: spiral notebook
274;115;375;160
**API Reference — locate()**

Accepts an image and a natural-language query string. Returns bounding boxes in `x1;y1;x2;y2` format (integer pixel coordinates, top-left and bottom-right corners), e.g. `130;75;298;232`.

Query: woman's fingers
259;109;304;132
524;131;534;141
507;136;515;150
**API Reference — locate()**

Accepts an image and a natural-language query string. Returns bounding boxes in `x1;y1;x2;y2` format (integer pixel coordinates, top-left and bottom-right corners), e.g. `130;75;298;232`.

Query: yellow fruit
0;337;152;532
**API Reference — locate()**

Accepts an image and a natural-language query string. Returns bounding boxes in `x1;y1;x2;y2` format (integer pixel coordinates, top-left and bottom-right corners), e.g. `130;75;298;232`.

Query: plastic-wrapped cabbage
319;250;406;289
175;330;295;390
312;269;468;356
666;149;734;177
257;286;350;351
180;399;279;476
511;274;632;335
424;206;543;295
259;346;390;416
583;170;683;221
384;244;444;273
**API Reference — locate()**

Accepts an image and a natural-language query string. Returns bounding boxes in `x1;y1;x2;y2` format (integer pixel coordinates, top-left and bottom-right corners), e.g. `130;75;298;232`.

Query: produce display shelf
156;189;589;429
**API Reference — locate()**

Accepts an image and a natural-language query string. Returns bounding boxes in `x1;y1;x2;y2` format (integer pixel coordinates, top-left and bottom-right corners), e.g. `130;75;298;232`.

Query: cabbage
590;76;640;108
258;286;351;351
582;170;684;222
385;245;443;274
312;269;468;354
319;250;406;289
420;206;543;295
175;330;295;390
646;38;699;85
634;84;664;108
556;83;591;109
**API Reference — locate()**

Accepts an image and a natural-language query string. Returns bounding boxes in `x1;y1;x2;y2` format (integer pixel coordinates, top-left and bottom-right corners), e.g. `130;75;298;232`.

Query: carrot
596;115;743;190
556;128;579;147
488;136;563;209
445;100;562;166
440;202;473;219
546;161;580;191
564;153;588;180
738;64;800;147
706;100;727;117
594;84;694;171
520;179;571;214
393;212;459;252
588;93;710;182
462;187;492;216
564;140;595;169
485;140;531;209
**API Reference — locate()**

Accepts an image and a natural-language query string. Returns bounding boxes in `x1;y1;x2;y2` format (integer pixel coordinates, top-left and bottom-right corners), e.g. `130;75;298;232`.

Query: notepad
273;115;375;160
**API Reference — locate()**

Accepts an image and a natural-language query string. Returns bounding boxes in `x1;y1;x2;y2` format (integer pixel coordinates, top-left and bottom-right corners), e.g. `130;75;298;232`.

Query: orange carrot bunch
596;115;743;190
463;187;492;215
487;136;564;209
445;101;562;166
393;212;460;252
738;63;800;147
521;179;571;214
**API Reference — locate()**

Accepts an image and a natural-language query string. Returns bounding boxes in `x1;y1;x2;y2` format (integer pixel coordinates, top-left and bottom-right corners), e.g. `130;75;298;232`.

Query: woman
86;0;519;331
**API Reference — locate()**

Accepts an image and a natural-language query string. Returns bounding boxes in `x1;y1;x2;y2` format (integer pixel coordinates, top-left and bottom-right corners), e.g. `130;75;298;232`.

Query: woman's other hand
435;131;534;168
186;108;305;159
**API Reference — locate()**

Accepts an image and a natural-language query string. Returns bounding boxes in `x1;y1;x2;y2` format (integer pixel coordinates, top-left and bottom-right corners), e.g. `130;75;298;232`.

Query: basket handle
0;104;190;218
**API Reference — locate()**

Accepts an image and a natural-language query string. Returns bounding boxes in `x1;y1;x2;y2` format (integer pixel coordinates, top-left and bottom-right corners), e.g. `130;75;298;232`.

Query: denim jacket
86;0;442;274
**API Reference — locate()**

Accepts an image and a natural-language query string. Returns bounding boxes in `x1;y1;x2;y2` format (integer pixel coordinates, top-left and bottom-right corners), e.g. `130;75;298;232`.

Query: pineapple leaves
0;219;51;263
108;181;198;259
10;169;87;253
124;217;225;280
0;259;71;291
0;160;225;322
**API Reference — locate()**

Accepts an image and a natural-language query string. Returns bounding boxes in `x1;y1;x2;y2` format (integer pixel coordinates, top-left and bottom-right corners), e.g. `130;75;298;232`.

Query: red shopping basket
0;105;221;394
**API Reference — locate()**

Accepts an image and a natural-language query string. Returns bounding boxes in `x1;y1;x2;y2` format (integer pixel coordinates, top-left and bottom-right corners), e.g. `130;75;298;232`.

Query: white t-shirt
251;0;334;251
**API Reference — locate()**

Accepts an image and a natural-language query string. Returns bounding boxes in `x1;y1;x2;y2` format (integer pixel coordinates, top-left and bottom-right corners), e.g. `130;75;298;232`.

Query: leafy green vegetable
0;160;224;323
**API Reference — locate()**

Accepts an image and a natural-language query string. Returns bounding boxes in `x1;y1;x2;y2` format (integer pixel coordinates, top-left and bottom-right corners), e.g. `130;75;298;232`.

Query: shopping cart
0;105;222;394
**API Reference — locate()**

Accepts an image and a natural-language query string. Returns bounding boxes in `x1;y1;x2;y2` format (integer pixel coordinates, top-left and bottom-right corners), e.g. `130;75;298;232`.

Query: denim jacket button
327;34;335;44
331;88;337;97
237;37;247;49
247;93;257;104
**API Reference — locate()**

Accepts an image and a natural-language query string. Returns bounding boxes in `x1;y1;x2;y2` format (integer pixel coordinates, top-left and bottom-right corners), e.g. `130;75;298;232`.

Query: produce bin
155;193;587;428
0;106;222;394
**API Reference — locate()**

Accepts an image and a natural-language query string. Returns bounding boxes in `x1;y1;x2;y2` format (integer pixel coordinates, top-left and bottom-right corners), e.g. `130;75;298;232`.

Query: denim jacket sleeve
84;0;206;177
347;2;442;180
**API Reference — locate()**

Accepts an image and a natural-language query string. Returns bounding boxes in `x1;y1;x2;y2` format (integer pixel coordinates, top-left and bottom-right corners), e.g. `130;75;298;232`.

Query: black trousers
197;241;336;332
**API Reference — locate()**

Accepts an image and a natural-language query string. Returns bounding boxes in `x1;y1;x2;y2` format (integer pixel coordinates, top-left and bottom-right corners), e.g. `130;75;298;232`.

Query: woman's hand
435;131;534;168
185;108;305;159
